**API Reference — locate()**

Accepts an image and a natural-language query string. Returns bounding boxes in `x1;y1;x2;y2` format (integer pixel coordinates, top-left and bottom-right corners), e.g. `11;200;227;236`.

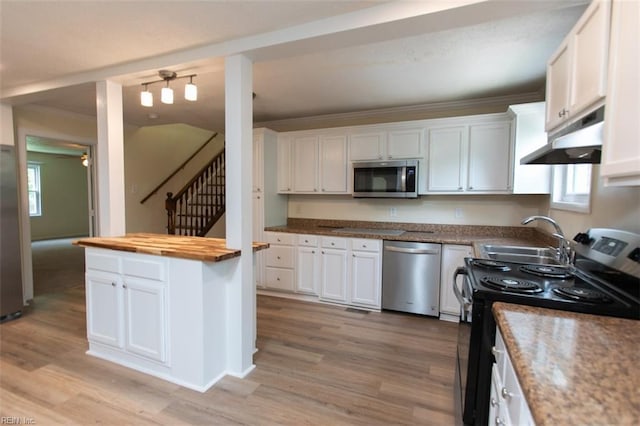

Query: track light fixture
140;70;198;107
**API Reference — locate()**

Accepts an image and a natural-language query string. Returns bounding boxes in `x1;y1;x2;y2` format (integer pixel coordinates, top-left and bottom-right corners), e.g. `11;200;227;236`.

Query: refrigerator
1;144;24;320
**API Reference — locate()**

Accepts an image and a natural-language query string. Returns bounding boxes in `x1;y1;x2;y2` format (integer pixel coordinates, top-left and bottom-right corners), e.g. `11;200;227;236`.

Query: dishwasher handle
384;245;440;255
453;267;472;310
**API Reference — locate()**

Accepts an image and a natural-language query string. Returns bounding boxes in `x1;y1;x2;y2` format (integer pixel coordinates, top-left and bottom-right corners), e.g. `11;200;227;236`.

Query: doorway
26;135;94;296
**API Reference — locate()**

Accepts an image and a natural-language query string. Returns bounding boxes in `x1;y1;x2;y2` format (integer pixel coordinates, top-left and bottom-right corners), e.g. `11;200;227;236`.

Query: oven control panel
574;228;640;278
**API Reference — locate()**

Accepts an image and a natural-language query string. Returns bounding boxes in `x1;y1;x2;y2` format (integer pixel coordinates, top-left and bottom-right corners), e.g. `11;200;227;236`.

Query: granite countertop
265;218;555;252
493;302;640;426
73;233;269;262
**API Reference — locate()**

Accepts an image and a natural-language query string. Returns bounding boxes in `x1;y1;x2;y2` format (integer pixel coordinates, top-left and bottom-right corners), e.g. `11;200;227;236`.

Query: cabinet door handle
312;250;315;254
122;284;127;289
352;254;356;257
276;277;280;281
111;282;116;287
490;397;498;407
491;346;503;357
331;242;335;246
468;186;473;190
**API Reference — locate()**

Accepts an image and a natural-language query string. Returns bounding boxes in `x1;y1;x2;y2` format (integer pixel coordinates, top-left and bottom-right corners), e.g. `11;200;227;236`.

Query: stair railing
140;132;218;204
165;149;225;236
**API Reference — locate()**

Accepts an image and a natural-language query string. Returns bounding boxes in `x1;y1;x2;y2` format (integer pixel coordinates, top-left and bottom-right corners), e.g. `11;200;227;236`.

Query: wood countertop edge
73;237;270;262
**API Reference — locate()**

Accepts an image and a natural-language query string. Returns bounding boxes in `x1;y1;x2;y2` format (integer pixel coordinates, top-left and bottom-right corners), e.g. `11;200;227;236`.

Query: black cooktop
465;257;640;320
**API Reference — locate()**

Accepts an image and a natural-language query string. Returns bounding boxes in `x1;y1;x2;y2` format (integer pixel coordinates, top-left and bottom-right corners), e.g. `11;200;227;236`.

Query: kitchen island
73;233;269;392
493;302;640;425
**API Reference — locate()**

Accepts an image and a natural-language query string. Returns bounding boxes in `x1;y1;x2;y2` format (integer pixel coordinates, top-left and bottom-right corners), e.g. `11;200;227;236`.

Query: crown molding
255;91;544;132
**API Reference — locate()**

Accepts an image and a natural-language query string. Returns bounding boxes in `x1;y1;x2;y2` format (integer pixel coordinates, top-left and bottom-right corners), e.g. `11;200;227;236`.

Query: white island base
84;247;254;392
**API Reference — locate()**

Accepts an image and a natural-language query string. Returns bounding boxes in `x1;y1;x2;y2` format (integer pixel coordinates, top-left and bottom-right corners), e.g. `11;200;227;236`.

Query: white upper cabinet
601;0;640;186
277;136;293;193
509;102;551;194
349;131;386;161
545;0;611;133
426;116;513;194
349;128;422;161
319;135;348;193
292;135;319;192
278;131;349;194
427;125;467;192
467;121;512;192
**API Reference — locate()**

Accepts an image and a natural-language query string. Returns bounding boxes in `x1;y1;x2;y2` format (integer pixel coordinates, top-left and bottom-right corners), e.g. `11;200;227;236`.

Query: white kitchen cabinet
350;238;381;309
123;276;167;363
545;0;611;133
277;135;293;193
86;271;122;348
349;128;422;161
601;0;640;186
426;117;513;194
427;125;467;192
439;244;473;322
491;327;535;426
85;251;168;365
253;128;288;289
349;131;386;160
508;102;551;194
293;135;319;192
264;232;296;292
467;121;512;192
319;135;348;193
296;235;320;295
278;131;349;194
320;240;349;304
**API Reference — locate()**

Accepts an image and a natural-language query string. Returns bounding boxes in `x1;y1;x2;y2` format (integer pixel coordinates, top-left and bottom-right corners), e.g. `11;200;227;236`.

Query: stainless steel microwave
352;159;418;198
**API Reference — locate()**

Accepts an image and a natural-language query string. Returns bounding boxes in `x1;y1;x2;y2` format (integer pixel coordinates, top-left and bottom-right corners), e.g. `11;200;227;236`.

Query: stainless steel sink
479;244;560;265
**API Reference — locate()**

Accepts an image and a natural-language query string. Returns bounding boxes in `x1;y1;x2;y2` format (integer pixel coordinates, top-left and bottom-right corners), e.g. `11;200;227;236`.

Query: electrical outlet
389;207;397;217
455;208;463;218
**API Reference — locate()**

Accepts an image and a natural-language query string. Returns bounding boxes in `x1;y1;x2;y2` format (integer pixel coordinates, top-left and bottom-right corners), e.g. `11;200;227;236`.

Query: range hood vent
520;106;604;165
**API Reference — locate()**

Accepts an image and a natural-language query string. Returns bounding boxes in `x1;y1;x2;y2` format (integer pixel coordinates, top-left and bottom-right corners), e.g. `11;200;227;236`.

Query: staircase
165;150;225;236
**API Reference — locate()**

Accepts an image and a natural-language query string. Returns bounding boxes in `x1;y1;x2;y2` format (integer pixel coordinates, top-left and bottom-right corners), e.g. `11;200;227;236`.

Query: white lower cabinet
85;252;168;365
439;244;473;321
320;236;349;303
319;236;382;309
491;327;535;426
264;232;296;292
350;239;382;309
296;234;320;295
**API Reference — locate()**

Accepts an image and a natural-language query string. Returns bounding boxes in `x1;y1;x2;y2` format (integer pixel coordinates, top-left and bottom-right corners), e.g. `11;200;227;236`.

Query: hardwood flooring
1;288;459;425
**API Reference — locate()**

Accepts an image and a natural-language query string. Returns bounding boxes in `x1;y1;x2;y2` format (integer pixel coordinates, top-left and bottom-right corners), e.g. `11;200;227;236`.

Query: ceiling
1;1;588;133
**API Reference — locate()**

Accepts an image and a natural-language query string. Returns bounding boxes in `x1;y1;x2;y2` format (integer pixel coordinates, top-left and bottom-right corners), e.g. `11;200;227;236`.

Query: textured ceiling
1;1;588;132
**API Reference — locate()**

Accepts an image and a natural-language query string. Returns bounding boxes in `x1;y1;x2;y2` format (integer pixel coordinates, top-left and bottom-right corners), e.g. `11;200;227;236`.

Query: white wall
124;124;225;234
288;194;547;226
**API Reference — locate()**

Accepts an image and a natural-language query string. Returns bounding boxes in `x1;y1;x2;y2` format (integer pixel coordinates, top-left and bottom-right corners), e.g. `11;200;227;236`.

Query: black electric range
454;228;640;425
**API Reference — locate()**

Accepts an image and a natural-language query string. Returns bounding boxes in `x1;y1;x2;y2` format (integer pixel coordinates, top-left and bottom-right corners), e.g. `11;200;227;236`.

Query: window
551;164;592;213
27;163;42;217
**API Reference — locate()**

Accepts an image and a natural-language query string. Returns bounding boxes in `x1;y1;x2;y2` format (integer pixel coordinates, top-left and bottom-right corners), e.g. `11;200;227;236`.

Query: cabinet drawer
265;267;295;291
123;258;165;282
265;232;295;246
86;251;121;274
265;246;295;268
350;238;381;252
297;234;319;247
321;236;348;250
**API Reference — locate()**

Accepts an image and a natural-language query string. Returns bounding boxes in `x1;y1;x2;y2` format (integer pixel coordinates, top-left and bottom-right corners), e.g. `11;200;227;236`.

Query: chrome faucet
521;215;573;265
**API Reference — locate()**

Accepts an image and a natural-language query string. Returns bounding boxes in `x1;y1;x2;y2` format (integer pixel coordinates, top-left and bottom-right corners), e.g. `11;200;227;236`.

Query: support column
224;54;255;376
95;81;126;236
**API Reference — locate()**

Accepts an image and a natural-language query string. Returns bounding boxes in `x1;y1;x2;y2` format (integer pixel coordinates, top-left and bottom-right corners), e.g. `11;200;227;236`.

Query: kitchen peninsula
73;233;269;392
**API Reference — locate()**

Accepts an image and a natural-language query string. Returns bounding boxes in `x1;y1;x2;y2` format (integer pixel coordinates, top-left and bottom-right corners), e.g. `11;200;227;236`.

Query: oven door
453;267;472;424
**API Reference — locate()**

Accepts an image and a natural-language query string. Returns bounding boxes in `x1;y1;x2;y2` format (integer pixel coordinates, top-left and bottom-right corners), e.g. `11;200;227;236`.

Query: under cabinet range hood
520;106;604;165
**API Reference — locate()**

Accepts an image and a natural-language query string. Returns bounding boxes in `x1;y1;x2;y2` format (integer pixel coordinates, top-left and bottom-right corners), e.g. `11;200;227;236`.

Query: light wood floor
1;288;459;425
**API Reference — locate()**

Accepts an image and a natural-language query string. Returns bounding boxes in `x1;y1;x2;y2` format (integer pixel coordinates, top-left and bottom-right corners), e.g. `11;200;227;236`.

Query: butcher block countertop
73;233;269;262
493;302;640;426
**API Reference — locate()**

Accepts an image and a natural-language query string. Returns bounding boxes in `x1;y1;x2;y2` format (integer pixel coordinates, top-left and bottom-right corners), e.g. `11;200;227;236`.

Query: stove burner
519;264;573;279
481;276;543;294
472;260;511;271
552;287;612;304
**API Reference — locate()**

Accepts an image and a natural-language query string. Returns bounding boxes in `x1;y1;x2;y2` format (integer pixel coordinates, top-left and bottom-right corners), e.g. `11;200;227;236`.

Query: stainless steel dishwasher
382;240;441;316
